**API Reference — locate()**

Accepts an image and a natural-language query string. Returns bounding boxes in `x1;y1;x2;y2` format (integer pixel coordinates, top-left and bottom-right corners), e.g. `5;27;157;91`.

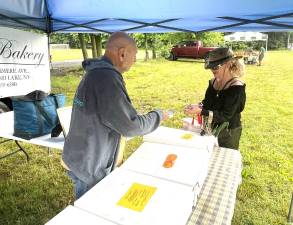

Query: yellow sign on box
181;133;193;140
117;183;157;212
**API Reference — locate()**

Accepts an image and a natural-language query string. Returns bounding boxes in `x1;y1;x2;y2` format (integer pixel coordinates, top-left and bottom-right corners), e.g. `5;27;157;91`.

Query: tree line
49;32;292;60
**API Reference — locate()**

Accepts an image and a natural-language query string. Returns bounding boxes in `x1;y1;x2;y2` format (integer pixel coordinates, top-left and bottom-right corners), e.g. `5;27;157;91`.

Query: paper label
117;183;157;212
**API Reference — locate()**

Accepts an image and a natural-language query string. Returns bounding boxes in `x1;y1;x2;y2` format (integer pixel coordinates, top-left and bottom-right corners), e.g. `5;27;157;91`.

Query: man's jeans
67;170;90;200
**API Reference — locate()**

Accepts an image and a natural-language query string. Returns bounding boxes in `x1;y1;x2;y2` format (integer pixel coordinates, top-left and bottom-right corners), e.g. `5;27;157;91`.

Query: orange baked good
162;154;177;168
163;161;174;168
166;154;177;161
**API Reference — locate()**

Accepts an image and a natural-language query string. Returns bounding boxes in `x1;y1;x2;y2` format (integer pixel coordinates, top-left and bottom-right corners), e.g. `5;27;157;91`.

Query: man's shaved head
104;32;137;74
106;32;136;50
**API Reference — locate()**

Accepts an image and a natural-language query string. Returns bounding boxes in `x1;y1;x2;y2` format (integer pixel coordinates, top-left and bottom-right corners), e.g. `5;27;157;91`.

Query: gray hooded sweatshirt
62;56;162;186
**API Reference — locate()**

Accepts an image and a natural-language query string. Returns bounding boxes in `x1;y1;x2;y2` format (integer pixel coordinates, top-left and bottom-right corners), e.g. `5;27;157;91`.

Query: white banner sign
0;27;50;98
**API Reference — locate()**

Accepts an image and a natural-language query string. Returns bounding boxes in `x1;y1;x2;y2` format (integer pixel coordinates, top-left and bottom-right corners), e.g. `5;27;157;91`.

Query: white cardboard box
45;205;117;225
74;168;194;225
143;126;216;152
120;142;210;205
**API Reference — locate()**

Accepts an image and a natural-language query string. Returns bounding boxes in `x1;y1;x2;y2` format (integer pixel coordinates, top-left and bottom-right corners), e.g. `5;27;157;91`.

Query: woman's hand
184;104;202;116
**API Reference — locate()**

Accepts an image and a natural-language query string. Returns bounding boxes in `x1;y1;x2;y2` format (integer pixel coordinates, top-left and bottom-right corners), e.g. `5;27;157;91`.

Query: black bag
12;90;66;140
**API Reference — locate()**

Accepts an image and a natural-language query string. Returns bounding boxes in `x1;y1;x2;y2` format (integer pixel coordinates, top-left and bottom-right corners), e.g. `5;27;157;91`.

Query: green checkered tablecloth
187;147;242;225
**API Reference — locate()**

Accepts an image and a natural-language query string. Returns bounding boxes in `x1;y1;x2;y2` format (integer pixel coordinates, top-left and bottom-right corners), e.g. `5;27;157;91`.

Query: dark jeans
218;126;242;150
67;170;91;200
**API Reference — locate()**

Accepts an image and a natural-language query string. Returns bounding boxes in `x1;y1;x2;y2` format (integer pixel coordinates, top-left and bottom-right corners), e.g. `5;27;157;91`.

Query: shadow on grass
166;58;205;64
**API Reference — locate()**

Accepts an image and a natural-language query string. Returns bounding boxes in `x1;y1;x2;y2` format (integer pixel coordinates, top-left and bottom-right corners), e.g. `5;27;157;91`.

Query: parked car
169;40;216;60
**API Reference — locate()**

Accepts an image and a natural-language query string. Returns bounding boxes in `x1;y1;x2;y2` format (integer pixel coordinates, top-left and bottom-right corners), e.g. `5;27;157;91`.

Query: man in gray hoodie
62;32;169;199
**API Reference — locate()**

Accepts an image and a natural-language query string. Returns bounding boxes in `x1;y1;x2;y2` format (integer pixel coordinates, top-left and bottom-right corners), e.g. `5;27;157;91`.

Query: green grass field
1;51;293;225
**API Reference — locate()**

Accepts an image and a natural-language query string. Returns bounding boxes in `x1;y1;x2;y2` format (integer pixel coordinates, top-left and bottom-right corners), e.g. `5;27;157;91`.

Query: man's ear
118;47;126;61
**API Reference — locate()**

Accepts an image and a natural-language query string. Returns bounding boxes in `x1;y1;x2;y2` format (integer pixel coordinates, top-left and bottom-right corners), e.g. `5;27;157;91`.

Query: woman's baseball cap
204;47;242;69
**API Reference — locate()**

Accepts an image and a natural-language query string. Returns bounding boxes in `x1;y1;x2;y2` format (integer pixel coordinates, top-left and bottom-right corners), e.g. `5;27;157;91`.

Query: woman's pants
217;126;242;150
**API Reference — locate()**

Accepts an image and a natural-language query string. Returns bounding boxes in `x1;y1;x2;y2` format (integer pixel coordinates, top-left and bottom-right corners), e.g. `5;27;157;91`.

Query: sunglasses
210;64;223;70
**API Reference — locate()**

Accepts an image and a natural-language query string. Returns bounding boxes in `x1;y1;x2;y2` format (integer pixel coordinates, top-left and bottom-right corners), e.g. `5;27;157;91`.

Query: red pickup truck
169;41;216;60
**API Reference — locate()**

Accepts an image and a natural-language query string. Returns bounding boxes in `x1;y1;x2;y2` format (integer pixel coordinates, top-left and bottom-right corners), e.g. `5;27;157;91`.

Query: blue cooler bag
12;90;66;140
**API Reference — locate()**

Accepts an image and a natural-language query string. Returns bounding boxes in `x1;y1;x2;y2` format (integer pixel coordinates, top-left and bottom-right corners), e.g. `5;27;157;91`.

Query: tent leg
288;193;293;223
0;139;29;161
47;147;52;155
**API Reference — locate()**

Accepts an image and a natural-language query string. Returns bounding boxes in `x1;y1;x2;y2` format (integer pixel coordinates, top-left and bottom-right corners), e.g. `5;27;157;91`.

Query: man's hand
162;111;171;121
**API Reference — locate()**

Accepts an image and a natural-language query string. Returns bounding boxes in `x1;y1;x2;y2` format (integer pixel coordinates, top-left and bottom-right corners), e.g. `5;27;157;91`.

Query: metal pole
288;33;291;49
288;193;293;223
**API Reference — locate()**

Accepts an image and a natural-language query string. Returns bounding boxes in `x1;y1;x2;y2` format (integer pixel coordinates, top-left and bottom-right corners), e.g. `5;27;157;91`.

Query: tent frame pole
196;12;293;33
53;19;108;32
220;16;293;29
0;13;45;32
52;18;111;34
0;8;292;34
51;11;292;33
118;18;193;33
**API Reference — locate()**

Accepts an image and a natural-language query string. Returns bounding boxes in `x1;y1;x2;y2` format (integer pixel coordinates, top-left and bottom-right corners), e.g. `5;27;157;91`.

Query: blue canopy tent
0;0;292;34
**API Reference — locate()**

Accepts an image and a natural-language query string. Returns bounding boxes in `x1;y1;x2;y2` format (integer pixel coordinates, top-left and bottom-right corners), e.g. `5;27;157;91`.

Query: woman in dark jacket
184;48;246;150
